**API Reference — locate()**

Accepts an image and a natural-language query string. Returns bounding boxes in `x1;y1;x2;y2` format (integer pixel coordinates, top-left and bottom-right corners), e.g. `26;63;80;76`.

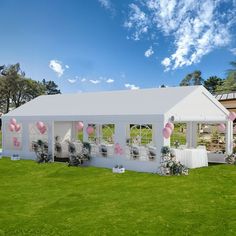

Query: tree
0;63;49;113
11;79;46;108
179;71;204;86
192;70;204;85
0;63;62;113
0;63;22;112
227;61;236;74
42;79;61;95
216;61;236;93
204;76;223;94
179;73;192;86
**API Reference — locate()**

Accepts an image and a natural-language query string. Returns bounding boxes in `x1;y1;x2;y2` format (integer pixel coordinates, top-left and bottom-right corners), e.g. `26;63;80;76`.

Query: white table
171;148;208;168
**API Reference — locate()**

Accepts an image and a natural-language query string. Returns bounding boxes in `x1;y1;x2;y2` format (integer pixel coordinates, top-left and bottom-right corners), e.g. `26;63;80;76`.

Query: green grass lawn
0;159;236;236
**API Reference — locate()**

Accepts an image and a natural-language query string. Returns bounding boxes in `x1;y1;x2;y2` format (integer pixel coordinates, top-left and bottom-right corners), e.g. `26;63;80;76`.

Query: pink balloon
15;141;20;147
118;148;123;155
86;126;94;135
9;124;15;132
76;122;84;131
36;121;44;130
162;127;172;139
228;112;236;121
40;126;47;134
15;124;21;132
10;118;17;126
165;122;174;131
217;123;226;132
13;137;18;143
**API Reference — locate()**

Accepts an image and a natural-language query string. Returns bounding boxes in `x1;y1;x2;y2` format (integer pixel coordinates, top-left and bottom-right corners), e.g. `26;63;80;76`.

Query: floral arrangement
173;140;180;148
161;146;170;156
160;146;188;176
225;154;236;165
32;140;51;163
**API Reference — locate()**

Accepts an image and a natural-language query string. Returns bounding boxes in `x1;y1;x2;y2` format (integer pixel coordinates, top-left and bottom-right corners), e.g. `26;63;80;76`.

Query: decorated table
171;148;208;168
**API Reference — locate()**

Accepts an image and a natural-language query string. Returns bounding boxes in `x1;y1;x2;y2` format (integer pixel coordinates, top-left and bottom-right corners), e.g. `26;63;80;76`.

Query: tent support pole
154;118;170;165
225;120;233;155
186;121;198;148
83;122;88;142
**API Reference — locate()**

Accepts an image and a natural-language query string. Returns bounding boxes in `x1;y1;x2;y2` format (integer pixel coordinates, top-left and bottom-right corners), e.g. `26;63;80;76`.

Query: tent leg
83;122;89;142
48;121;54;162
154;119;170;165
225;120;233;155
186;122;198;148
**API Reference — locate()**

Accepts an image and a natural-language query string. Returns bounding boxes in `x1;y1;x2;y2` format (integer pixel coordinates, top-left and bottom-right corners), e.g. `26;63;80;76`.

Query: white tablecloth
171;148;208;168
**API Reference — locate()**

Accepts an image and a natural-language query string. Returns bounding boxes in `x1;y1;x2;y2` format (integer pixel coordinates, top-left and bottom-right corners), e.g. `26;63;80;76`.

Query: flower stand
112;166;125;173
11;154;20;161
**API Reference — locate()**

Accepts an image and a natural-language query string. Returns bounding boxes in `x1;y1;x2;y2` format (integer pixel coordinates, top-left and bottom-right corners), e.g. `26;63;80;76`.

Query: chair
148;147;156;160
99;144;108;157
130;146;140;159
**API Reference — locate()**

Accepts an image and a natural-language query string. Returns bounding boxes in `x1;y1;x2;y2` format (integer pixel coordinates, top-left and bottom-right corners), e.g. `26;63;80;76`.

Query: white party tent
1;86;233;172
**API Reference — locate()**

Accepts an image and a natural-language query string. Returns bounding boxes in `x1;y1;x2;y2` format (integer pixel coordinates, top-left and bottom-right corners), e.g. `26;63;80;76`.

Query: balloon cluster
217;112;236;133
36;121;47;134
86;125;94;135
162;122;174;139
114;143;123;155
76;122;84;131
13;137;20;147
8;118;21;132
228;111;236;121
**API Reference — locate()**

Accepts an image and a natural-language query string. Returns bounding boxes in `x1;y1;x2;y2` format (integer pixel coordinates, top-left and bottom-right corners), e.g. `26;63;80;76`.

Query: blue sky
0;0;235;93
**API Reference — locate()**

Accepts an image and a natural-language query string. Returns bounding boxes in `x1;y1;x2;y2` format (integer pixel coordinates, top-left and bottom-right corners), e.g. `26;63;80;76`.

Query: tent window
5;122;23;150
29;123;48;151
88;124;96;143
129;124;152;145
102;124;114;144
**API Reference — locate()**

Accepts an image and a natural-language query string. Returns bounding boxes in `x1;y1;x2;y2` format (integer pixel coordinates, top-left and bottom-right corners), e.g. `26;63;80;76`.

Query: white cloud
67;79;77;84
90;79;101;84
124;3;149;40
125;0;236;70
106;78;114;83
230;48;236;55
65;65;69;69
98;0;111;9
161;57;171;70
125;83;140;90
81;78;87;82
49;60;64;77
144;46;154;57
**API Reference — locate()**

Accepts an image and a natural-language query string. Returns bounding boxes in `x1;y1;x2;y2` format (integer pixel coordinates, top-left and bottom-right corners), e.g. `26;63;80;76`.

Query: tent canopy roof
3;86;228;120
